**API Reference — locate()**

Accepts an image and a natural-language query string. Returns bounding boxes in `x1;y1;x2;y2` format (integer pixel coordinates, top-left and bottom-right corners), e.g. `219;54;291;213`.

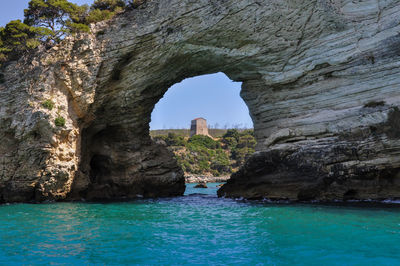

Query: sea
0;183;399;265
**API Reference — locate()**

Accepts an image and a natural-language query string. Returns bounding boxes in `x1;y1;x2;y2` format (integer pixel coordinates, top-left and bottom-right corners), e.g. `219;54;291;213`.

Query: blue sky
1;1;253;130
150;73;252;129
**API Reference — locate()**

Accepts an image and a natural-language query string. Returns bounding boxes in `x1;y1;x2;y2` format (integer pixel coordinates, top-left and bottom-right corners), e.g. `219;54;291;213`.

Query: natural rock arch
0;0;399;202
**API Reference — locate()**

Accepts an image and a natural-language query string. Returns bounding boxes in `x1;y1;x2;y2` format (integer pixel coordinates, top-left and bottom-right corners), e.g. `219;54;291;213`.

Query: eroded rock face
0;0;399;202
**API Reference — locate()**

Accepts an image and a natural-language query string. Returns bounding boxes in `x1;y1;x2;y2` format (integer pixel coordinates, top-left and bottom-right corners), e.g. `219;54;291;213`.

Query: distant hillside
152;129;256;177
150;128;252;138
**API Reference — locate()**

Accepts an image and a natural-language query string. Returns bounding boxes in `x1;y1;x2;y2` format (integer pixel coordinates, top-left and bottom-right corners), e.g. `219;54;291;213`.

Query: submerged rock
0;0;399;203
194;182;208;189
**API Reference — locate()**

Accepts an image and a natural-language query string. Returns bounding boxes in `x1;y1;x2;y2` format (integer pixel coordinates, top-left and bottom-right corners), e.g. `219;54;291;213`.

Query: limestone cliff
0;0;399;202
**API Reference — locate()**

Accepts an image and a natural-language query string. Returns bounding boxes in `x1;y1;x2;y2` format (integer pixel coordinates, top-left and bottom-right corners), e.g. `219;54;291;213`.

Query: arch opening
150;73;253;130
149;73;256;183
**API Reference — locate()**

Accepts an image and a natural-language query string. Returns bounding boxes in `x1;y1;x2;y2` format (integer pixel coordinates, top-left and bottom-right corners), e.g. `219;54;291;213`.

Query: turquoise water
0;183;399;265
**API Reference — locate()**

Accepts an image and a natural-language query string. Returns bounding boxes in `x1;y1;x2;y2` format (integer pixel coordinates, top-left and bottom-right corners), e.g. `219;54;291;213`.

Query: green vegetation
55;116;66;127
24;0;90;42
0;0;148;67
0;20;42;63
42;99;54;110
85;0;126;24
188;135;219;149
226;129;256;166
153;129;256;177
161;133;186;146
92;0;126;11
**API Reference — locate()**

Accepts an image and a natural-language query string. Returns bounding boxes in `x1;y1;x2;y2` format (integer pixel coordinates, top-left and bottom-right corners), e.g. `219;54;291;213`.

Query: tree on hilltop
0;0;148;67
24;0;89;43
0;20;42;60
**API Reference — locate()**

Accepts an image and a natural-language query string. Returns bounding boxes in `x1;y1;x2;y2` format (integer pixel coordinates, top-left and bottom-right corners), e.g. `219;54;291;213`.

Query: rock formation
194;182;208;189
0;0;399;203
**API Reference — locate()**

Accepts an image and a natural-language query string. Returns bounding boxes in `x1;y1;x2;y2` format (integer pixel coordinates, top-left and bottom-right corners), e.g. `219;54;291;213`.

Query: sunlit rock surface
0;0;399;202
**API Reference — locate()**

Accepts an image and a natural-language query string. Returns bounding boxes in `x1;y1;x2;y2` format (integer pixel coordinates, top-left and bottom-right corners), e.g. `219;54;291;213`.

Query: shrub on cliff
85;0;126;23
55;116;66;127
42;99;54;110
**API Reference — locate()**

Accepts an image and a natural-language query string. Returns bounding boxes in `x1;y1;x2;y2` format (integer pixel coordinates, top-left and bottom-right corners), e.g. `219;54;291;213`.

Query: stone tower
190;118;209;137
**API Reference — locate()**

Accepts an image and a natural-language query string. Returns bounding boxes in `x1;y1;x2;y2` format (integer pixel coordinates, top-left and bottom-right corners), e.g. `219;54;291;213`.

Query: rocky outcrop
194;182;208;188
0;0;399;202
